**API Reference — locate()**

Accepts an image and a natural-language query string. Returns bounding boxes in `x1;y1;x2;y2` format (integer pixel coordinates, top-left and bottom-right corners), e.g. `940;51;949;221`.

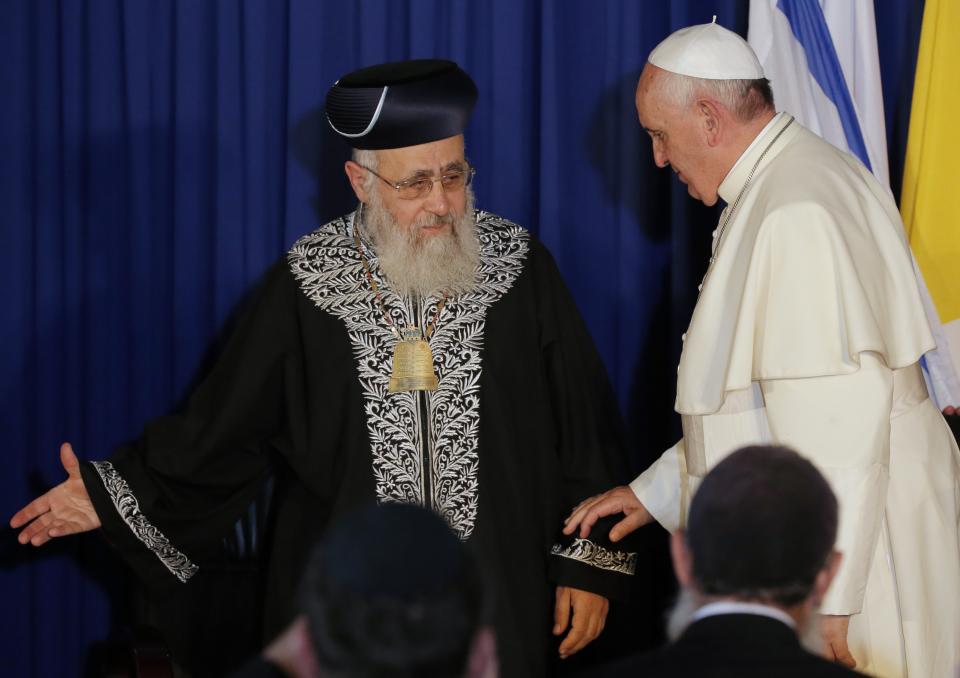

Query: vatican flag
901;0;960;385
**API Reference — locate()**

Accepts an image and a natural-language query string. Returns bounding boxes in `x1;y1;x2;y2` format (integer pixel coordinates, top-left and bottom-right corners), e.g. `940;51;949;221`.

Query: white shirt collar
721;112;785;187
690;600;797;629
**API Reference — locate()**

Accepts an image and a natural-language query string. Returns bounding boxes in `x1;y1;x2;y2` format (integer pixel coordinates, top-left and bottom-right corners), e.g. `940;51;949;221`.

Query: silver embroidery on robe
287;210;529;539
551;538;638;576
90;460;199;583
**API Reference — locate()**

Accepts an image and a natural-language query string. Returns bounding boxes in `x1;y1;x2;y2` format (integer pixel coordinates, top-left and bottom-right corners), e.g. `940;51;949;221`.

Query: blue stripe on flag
776;0;873;171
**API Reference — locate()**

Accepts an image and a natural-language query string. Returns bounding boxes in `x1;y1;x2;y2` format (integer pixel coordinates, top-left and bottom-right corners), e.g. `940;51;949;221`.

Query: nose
652;140;669;169
422;181;450;216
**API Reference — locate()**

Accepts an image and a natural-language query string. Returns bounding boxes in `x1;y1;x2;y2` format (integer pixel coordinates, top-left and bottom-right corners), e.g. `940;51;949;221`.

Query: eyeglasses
359;164;476;200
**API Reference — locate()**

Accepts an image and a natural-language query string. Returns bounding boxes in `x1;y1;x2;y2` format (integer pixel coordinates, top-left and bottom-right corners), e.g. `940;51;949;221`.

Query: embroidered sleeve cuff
551;538;637;575
548;537;637;601
86;460;198;583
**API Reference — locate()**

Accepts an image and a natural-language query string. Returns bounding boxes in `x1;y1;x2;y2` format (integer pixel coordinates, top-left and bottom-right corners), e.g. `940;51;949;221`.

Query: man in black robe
11;59;636;677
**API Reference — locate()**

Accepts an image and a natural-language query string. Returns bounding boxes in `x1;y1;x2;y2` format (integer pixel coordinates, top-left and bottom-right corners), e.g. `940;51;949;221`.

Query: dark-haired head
303;503;488;678
682;445;838;607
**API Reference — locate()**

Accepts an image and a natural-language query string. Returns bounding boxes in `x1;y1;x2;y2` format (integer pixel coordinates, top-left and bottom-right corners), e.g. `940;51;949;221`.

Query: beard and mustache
360;186;480;298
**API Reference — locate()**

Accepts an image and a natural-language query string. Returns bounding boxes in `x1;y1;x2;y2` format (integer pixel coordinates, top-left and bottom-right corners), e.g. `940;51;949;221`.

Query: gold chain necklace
353;209;447;392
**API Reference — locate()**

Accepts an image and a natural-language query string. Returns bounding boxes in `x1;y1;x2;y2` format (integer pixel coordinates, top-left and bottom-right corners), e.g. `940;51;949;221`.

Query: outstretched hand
563;485;653;542
10;443;100;546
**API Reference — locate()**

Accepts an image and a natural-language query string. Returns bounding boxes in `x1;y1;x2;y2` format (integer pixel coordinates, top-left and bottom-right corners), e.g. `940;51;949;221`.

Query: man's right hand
821;614;856;669
10;443;101;546
562;485;653;542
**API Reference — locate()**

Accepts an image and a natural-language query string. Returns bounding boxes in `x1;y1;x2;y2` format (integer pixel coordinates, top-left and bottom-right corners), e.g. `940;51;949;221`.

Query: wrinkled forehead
376;134;467;176
635;64;668;125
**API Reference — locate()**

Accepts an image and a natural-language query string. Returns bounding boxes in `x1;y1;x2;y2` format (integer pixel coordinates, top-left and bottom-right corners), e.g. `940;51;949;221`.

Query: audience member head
301;502;491;678
669;445;841;640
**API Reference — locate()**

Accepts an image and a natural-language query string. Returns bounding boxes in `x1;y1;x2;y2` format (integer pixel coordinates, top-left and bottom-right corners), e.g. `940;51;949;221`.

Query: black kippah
325;59;477;150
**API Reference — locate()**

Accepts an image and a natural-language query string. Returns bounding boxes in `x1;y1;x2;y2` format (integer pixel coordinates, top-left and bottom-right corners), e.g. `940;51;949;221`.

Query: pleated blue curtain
0;1;922;674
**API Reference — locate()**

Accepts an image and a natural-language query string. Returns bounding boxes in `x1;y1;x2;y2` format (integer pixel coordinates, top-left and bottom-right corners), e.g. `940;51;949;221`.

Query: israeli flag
748;0;960;407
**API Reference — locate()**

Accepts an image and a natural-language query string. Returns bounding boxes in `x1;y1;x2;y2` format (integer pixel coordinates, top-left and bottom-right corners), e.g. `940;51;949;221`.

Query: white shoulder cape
676;119;935;415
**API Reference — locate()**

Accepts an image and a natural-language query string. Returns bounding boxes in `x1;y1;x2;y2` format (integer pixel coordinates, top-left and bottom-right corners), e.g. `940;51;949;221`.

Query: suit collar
692;600;797;629
677;613;803;656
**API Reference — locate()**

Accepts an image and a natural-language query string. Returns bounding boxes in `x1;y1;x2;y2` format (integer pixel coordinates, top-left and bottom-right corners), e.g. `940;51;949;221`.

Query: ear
810;550;843;606
344;160;372;203
670;530;695;588
697;98;723;147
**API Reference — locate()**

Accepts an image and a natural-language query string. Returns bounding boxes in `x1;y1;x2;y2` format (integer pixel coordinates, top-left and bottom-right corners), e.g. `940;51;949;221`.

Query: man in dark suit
593;445;863;677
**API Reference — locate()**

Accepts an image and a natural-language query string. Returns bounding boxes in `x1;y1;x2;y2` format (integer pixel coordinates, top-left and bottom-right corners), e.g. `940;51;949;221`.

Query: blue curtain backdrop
0;1;924;674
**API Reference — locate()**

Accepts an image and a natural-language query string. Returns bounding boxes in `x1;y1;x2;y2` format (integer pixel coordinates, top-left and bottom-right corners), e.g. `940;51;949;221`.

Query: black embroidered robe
79;210;637;677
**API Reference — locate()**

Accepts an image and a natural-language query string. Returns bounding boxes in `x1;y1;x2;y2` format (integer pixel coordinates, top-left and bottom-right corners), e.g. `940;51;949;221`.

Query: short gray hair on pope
657;71;775;123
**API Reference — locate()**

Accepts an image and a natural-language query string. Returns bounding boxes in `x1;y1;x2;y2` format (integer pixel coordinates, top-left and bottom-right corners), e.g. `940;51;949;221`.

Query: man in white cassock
564;20;960;678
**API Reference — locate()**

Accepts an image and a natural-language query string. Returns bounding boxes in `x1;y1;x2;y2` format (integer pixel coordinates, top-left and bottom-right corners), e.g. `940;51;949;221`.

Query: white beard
665;588;699;642
361;187;480;298
665;589;823;655
798;609;825;656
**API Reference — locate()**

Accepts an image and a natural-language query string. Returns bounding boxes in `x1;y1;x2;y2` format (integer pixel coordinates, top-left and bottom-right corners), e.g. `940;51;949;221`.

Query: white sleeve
629;439;687;533
760;352;892;615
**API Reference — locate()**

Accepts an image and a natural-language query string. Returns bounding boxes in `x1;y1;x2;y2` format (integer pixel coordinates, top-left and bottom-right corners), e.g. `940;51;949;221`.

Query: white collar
690;600;797;629
720;112;785;189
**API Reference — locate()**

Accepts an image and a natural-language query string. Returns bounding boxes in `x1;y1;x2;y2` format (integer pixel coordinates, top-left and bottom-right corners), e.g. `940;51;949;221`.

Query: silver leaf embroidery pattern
287;210;529;539
91;460;199;583
551;538;638;576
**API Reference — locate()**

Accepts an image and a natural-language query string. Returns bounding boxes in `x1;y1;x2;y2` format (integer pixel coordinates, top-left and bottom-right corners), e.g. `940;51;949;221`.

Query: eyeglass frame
357;163;476;200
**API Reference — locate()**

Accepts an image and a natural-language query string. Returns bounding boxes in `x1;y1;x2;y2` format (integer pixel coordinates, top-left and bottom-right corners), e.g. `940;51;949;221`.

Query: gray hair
657;71;775;122
352;148;379;193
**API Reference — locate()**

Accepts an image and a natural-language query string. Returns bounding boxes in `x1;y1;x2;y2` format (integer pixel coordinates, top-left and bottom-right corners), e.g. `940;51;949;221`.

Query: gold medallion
389;326;439;392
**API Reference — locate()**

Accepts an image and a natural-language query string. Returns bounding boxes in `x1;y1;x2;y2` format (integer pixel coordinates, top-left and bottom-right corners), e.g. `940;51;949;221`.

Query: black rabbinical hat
325;59;478;150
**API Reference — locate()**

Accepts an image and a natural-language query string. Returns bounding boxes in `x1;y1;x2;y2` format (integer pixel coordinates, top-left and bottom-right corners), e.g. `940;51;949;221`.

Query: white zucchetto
648;17;765;80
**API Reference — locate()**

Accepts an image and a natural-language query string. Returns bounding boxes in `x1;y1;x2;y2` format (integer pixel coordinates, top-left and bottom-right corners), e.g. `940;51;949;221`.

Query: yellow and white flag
901;0;960;400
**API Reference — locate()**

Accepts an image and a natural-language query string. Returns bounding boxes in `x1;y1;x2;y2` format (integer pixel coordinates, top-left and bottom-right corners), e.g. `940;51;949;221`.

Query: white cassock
632;113;960;678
